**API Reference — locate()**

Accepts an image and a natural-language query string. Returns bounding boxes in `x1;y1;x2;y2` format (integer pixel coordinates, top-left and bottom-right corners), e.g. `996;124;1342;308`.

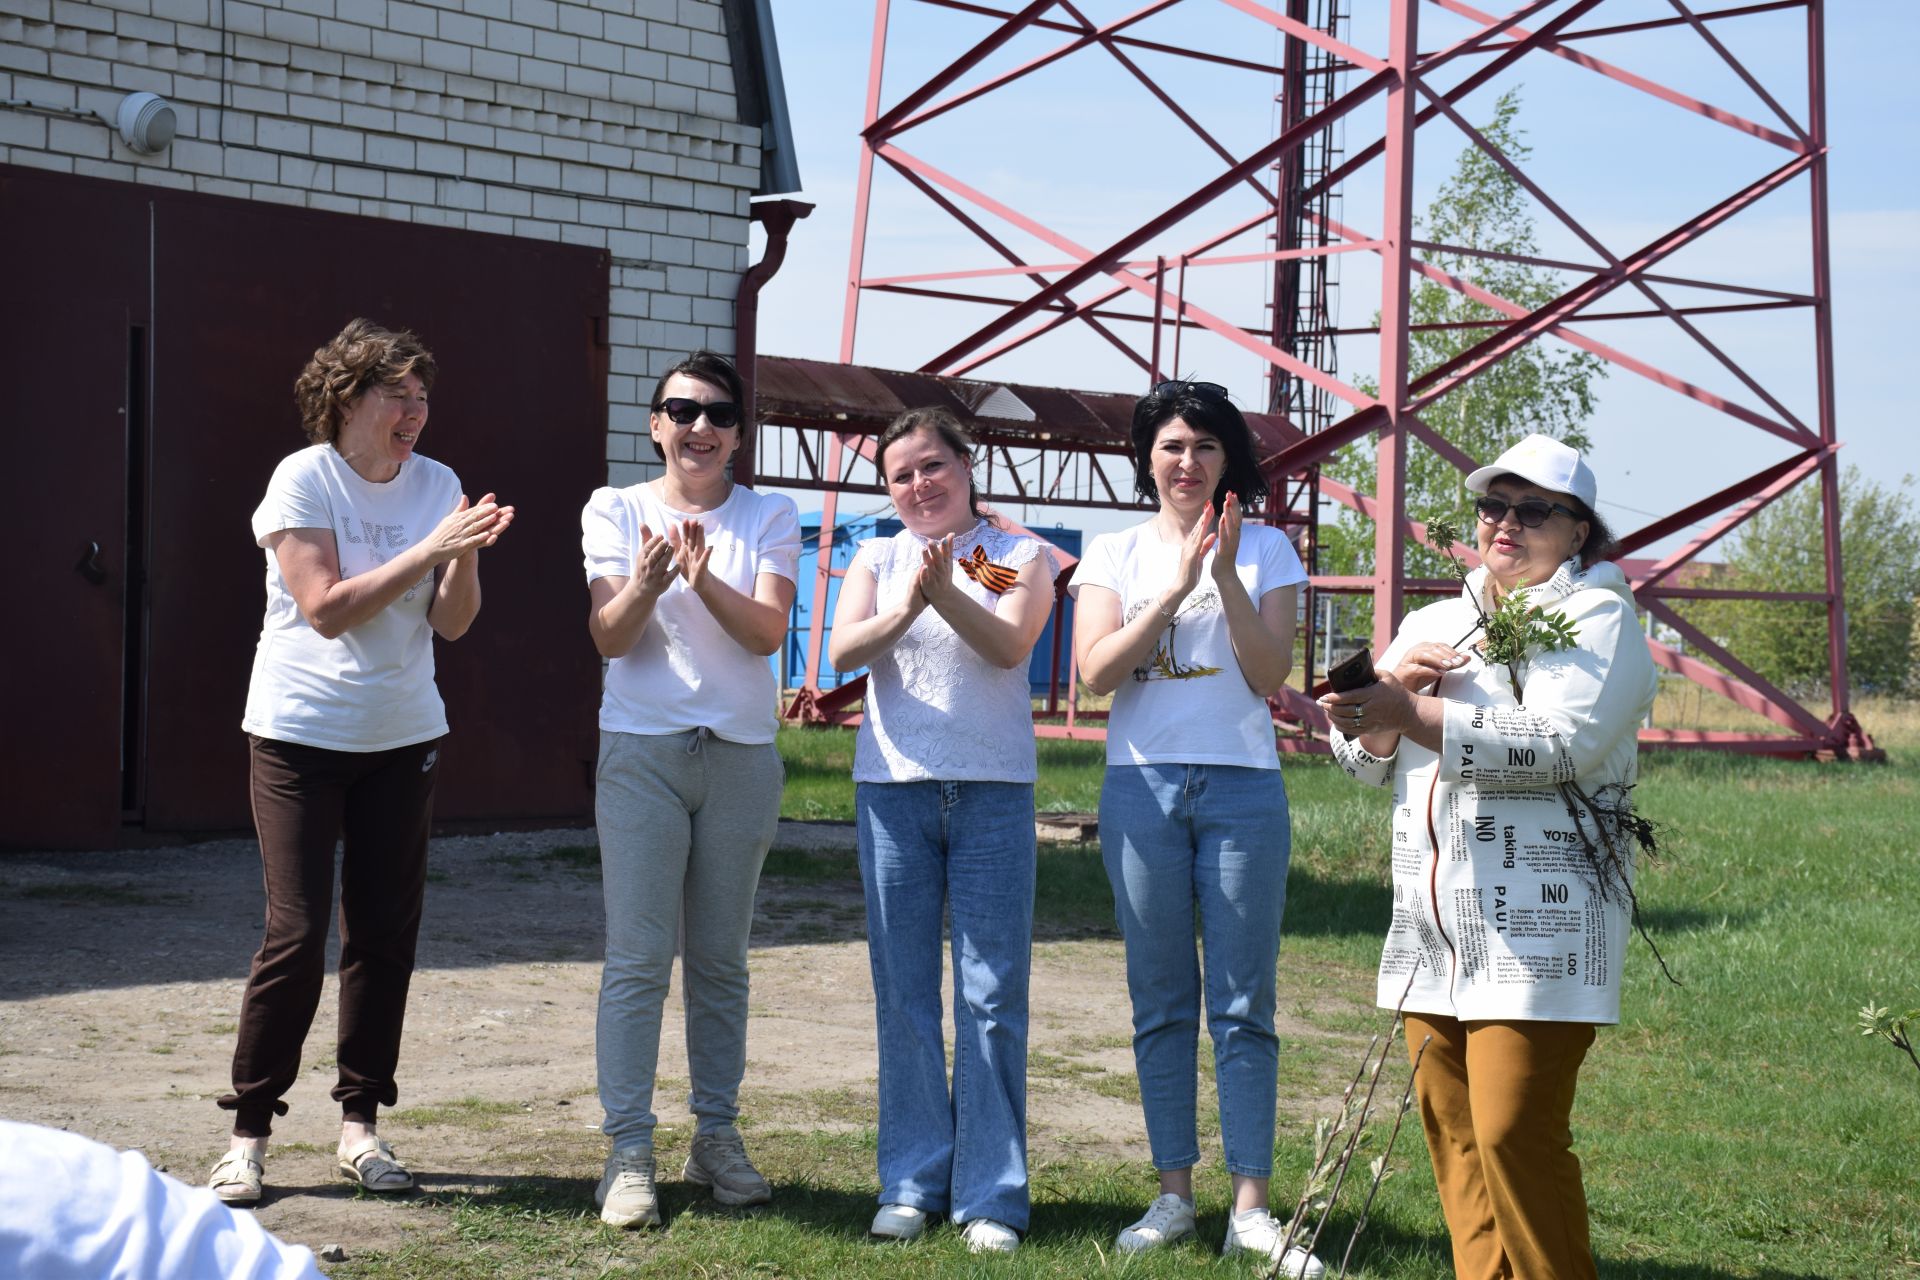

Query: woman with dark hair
581;350;801;1229
209;318;514;1205
827;407;1055;1254
1319;433;1654;1280
1068;381;1320;1273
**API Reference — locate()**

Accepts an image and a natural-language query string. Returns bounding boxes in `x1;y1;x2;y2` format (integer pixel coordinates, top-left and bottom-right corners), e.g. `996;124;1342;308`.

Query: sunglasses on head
653;397;741;429
1474;495;1583;528
1151;379;1229;401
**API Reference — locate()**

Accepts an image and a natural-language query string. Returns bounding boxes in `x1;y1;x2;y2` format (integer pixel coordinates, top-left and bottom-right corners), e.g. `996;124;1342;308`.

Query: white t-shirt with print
851;520;1053;785
243;444;464;752
1069;519;1306;769
582;482;802;744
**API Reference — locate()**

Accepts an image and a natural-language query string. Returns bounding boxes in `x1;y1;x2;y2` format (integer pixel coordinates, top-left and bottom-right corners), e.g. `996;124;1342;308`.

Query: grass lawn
337;720;1919;1278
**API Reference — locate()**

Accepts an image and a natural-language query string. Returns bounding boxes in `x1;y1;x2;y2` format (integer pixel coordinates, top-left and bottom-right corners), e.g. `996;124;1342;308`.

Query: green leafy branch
1858;1002;1920;1082
1427;519;1580;670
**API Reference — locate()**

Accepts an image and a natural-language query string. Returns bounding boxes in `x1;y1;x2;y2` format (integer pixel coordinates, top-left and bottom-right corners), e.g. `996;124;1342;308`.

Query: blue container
778;513;1081;697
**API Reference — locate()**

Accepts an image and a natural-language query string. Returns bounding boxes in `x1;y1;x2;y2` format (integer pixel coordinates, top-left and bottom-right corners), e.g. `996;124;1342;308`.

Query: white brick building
0;0;798;486
1;0;799;843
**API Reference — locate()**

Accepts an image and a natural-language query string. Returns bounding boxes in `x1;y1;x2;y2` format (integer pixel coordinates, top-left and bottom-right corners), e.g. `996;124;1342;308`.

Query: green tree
1684;467;1920;698
1319;89;1607;603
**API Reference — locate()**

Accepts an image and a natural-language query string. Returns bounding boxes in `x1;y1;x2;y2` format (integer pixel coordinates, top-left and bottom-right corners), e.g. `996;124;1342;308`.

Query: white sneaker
595;1147;660;1229
870;1202;930;1241
961;1218;1020;1253
1221;1208;1327;1278
1115;1192;1197;1253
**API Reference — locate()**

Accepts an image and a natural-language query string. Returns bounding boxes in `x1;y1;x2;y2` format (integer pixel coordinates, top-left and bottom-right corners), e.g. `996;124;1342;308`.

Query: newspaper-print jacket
1331;558;1658;1025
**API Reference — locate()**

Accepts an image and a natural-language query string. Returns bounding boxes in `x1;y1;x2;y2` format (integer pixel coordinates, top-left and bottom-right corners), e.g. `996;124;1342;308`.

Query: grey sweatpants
594;728;783;1152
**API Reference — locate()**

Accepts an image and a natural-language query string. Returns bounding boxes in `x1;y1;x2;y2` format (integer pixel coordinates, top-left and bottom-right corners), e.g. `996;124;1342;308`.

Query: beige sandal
208;1149;264;1205
337;1135;413;1193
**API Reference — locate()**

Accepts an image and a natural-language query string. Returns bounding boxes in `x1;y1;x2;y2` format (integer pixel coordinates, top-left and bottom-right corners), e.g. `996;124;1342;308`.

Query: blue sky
754;1;1917;548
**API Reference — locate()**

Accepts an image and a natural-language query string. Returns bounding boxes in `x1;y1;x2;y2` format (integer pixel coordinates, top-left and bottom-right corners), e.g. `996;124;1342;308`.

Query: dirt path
1;825;1265;1261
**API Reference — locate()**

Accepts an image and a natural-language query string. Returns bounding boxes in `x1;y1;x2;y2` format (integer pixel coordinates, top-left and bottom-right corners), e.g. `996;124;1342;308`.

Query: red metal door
0;167;149;849
141;192;608;829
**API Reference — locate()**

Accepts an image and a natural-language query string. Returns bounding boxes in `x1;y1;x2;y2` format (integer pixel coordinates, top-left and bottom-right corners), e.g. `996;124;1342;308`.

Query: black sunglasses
1151;379;1229;401
1474;495;1583;528
653;397;742;429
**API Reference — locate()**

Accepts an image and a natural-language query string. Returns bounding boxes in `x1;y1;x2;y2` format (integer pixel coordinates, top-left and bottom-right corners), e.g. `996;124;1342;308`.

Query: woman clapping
581;352;801;1228
829;408;1054;1254
1069;381;1320;1275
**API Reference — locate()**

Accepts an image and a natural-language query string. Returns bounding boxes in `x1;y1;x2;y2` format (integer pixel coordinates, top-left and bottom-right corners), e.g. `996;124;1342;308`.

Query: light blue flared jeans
856;779;1036;1230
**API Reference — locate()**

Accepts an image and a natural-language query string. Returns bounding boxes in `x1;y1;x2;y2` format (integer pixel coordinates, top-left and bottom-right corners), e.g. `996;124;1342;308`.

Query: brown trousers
1402;1014;1598;1280
218;734;440;1138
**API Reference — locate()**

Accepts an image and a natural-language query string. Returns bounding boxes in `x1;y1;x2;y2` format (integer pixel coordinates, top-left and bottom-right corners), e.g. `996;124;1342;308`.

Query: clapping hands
914;534;960;609
666;519;714;594
631;523;675;596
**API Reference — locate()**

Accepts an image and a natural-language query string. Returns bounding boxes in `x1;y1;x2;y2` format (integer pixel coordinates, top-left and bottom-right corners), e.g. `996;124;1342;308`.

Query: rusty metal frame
764;0;1873;758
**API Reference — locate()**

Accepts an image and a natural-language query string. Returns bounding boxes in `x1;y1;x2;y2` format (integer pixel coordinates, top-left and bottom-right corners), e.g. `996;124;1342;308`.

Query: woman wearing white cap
1318;433;1657;1280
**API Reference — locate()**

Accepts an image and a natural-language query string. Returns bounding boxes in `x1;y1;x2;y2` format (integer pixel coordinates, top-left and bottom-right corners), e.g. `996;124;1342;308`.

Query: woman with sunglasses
580;351;801;1228
1068;381;1320;1274
827;407;1055;1255
1318;433;1656;1280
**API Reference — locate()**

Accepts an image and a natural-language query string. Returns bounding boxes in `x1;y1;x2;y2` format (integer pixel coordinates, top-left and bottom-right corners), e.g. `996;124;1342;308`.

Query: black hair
647;350;745;460
875;406;986;522
1128;381;1269;511
1485;472;1616;568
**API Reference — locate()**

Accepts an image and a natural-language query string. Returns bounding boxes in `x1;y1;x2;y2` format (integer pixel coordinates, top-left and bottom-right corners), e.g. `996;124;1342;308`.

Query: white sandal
337;1135;414;1193
208;1149;264;1205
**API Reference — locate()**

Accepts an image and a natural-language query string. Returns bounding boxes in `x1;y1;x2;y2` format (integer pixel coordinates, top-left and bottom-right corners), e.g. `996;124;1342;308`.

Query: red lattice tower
823;0;1874;758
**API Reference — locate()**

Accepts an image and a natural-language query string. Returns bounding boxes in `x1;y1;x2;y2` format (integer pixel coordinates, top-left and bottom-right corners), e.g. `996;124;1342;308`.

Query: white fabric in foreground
0;1120;323;1280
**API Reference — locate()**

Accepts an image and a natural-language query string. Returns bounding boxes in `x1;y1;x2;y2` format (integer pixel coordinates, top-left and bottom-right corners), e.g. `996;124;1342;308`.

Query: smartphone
1326;647;1378;693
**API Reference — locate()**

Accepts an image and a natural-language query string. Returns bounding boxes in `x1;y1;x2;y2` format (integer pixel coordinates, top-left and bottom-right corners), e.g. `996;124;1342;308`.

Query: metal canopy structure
759;0;1877;759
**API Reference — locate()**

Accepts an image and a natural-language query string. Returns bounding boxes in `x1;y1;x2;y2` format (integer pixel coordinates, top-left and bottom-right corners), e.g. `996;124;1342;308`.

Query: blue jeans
856;780;1036;1229
1100;763;1291;1178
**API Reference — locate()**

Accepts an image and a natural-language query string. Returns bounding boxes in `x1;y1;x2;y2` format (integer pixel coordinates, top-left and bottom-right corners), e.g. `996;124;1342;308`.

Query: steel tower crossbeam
770;0;1875;758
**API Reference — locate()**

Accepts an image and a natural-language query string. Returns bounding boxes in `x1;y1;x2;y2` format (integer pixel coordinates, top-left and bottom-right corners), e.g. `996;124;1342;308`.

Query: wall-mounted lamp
115;92;176;154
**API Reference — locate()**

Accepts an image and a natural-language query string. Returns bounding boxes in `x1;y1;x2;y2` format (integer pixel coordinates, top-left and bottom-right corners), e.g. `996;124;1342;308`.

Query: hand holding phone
1326;647;1378;693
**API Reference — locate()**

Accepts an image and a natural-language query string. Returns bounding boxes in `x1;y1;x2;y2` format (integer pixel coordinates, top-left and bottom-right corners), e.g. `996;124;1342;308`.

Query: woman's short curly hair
294;318;437;445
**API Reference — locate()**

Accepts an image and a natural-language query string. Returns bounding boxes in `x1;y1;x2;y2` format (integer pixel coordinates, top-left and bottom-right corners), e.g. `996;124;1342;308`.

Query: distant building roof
754;355;1304;457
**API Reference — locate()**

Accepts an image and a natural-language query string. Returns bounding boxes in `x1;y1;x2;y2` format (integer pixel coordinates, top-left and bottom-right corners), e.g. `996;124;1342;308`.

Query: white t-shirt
1069;519;1306;769
0;1121;323;1280
582;482;802;744
851;520;1053;784
242;444;464;752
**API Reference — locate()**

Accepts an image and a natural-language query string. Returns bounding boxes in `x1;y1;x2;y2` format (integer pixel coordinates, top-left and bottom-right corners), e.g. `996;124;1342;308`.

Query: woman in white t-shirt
210;319;514;1207
1068;381;1320;1275
580;351;801;1229
827;408;1055;1255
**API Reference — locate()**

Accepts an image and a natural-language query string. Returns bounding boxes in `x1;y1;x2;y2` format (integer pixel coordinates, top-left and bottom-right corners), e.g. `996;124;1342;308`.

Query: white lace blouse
851;521;1054;784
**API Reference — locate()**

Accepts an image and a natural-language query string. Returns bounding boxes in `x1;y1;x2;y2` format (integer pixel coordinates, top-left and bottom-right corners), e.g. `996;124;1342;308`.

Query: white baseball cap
1464;433;1597;509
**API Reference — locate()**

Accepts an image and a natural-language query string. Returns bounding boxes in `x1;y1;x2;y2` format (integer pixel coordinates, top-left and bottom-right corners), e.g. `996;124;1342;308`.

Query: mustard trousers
1402;1014;1599;1280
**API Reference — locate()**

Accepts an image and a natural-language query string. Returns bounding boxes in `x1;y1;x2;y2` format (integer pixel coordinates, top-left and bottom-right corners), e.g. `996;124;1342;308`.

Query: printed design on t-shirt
341;517;433;602
1123;586;1223;682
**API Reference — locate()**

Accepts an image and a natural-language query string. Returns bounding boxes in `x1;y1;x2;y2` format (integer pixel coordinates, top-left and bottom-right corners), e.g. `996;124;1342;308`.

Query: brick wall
0;0;767;484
